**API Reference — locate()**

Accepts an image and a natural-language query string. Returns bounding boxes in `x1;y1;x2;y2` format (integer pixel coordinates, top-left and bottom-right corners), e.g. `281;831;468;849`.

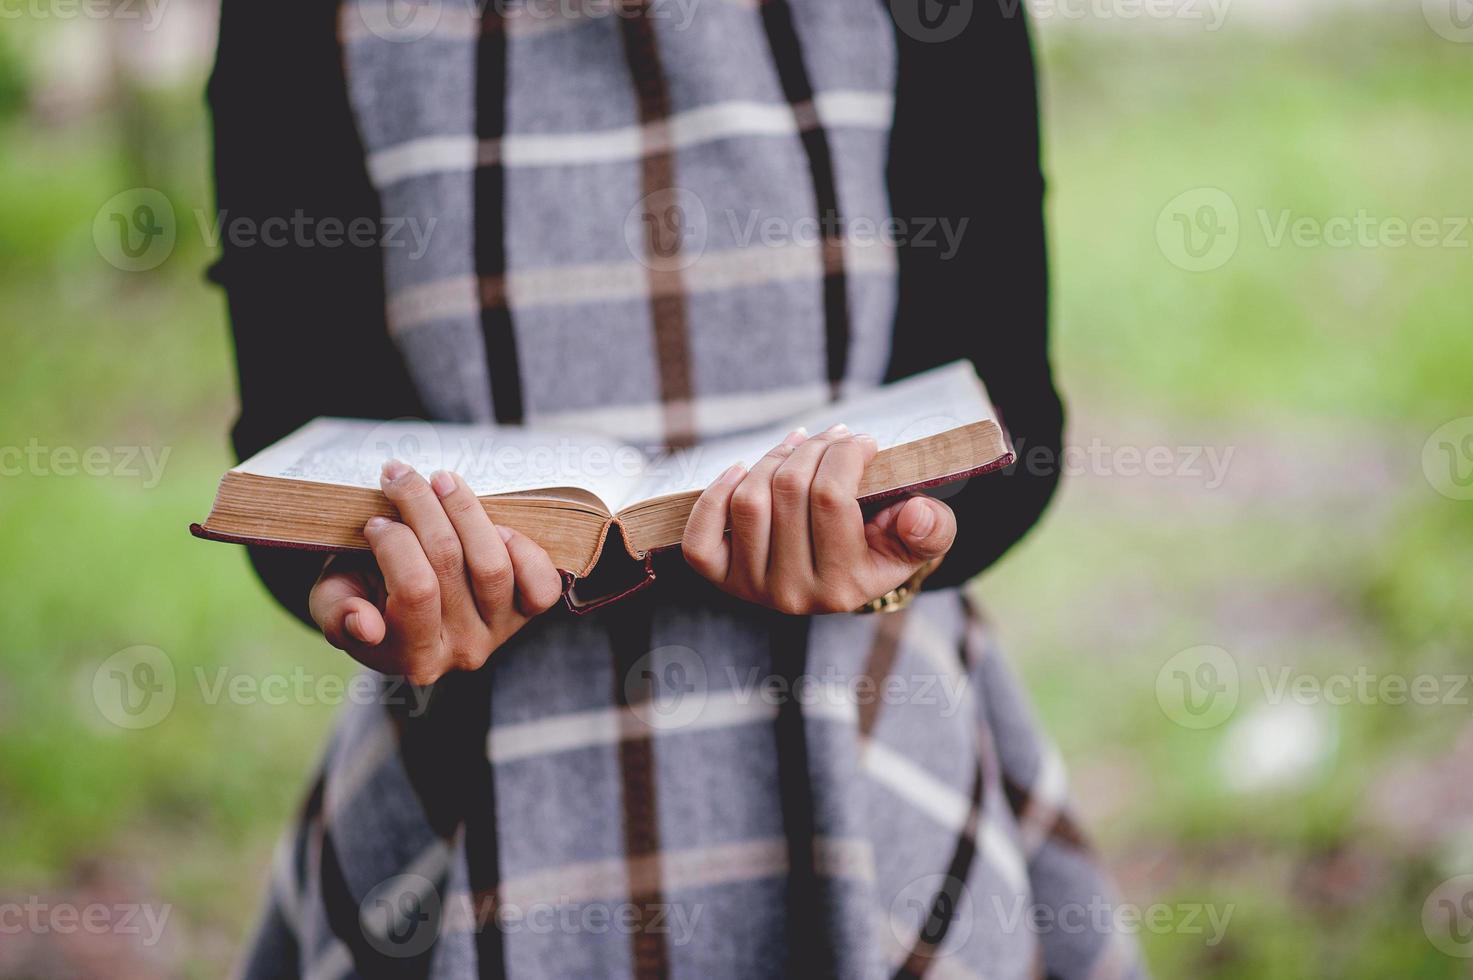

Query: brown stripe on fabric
770;615;839;978
892;762;985;980
474;0;525;423
617;2;696;448
857;607;910;738
460;670;510;978
1001;773;1092;854
758;0;851;397
607;596;670;980
385;671;507;976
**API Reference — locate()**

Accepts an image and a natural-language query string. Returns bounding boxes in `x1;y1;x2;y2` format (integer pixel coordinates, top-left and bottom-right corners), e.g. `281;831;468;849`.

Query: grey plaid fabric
235;0;1146;977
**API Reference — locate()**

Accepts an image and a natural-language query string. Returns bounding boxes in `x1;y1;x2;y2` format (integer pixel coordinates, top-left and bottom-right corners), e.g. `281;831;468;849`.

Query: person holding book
208;0;1144;976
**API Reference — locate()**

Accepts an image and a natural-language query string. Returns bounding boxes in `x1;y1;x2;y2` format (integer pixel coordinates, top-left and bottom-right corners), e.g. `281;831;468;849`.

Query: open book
192;362;1013;611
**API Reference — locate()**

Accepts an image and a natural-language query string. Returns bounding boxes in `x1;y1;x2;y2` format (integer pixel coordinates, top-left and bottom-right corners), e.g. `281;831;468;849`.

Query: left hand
682;424;957;614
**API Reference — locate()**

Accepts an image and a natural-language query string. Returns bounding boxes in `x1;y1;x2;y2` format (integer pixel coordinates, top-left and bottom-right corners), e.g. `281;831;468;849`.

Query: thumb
893;496;956;562
309;562;387;650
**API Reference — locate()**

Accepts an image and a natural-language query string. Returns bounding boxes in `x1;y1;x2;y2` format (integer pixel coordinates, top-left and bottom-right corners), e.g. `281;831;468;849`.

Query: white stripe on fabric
486;682;1023;894
385;239;896;335
367;91;894;186
865;741;1028;894
477;834;872;913
1018;743;1070;856
528;380;835;446
323;706;396;827
302;942;352;980
488;682;857;764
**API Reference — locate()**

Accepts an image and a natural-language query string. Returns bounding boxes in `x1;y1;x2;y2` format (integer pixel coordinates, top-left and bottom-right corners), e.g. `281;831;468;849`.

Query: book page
234;418;649;511
631;361;995;504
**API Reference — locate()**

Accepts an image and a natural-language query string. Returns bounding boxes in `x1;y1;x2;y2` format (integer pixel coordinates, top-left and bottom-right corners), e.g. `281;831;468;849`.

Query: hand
308;461;564;685
682;424;957;615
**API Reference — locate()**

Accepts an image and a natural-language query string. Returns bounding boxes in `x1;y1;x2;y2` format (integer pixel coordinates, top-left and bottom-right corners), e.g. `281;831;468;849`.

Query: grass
3;9;1472;977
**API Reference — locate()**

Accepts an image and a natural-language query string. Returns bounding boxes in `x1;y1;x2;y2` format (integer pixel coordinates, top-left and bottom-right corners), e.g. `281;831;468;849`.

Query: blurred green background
2;2;1472;976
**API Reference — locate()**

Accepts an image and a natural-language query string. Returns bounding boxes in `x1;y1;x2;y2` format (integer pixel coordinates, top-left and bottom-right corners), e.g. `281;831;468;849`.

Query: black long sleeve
885;2;1063;588
207;0;424;626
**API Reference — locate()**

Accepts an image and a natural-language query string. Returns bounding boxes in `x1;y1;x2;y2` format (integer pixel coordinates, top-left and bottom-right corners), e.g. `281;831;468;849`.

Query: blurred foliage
0;36;27;122
1;7;1471;978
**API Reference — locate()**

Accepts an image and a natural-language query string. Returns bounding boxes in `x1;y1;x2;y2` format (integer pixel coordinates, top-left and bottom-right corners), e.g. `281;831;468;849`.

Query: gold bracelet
855;559;940;614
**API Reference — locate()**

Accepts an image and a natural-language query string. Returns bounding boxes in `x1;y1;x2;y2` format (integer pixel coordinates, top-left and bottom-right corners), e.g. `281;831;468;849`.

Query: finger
866;497;905;538
864;496;957;584
810;432;877;581
309;565;386;650
433;471;516;622
894;496;957;562
771;424;849;581
362;515;443;663
682;462;746;582
499;526;565;616
380;460;477;626
728;429;805;589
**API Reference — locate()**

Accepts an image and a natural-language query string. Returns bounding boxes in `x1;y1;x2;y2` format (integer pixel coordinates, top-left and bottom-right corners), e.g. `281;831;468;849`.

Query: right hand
308;461;565;686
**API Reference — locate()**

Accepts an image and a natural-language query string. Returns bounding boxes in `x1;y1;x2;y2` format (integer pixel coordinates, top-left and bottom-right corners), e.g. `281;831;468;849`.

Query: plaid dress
209;0;1146;976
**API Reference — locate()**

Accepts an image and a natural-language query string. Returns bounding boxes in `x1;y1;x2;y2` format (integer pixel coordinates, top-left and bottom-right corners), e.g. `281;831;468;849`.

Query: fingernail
497;526;515;543
717;462;746;485
344;611;361;641
365;516;391;533
430;470;456;498
909;500;936;536
782;428;807;448
826;423;850;436
855;433;878;451
381;459;410;484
